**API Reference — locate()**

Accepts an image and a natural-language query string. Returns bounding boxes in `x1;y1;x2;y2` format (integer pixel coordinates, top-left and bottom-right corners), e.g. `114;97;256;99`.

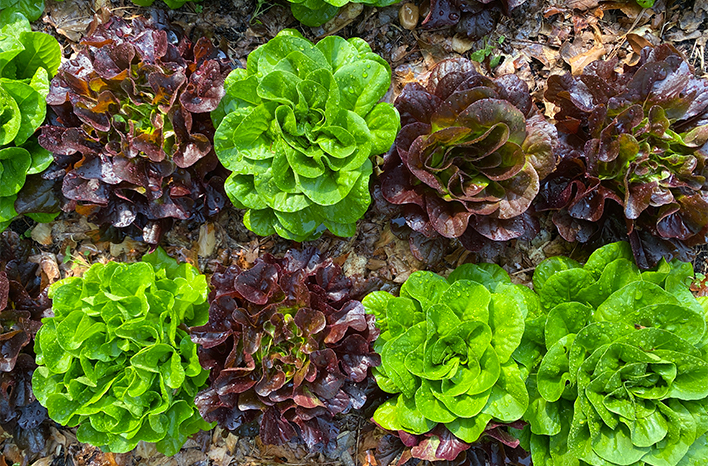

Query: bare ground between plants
3;0;708;464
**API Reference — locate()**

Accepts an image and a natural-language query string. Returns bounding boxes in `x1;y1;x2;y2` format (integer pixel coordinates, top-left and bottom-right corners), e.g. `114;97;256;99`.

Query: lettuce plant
380;57;556;252
537;44;708;269
38;13;231;244
191;248;380;450
32;249;213;455
516;241;708;466
421;0;526;39
0;11;61;231
0;231;53;453
287;0;397;27
214;29;399;242
0;1;45;22
363;263;533;458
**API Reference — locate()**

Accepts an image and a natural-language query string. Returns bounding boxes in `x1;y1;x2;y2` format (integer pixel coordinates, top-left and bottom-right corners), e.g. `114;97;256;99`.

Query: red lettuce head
0;232;52;453
191;248;380;450
38;12;231;244
380;58;557;253
375;423;530;466
538;44;708;268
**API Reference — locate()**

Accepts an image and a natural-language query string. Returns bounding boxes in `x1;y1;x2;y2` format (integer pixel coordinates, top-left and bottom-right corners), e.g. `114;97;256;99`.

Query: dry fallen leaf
601;1;644;19
206;446;233;466
626;32;652;54
564;0;600;10
109;237;147;260
561;42;607;75
73;445;119;466
44;0;95;42
29;253;61;289
31;222;53;246
197;223;217;257
256;436;310;463
521;43;559;68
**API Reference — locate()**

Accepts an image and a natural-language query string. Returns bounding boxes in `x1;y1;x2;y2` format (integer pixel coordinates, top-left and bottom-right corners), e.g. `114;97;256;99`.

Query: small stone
399;3;419;30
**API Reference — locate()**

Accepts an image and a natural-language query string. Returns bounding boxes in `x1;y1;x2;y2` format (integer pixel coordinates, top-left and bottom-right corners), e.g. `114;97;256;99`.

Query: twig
607;8;646;61
355;417;362;466
511;266;537;276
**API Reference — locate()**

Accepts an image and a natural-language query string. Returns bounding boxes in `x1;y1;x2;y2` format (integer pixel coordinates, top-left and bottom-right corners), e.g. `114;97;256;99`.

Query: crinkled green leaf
522;242;708;466
370;262;529;446
33;249;213;455
216;30;396;241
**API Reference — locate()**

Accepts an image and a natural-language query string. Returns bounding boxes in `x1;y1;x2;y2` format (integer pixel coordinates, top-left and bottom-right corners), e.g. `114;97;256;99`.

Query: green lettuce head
363;264;533;448
287;0;399;28
0;11;62;231
517;241;708;466
213;29;400;242
32;249;214;456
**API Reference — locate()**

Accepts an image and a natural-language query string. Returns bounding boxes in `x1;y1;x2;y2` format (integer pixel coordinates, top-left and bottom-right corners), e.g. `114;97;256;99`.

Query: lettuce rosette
213;29;399;242
516;241;708;466
363;263;534;460
32;249;213;455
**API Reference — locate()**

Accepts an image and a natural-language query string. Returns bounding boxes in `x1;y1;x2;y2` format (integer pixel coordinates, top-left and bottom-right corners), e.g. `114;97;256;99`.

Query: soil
4;0;708;464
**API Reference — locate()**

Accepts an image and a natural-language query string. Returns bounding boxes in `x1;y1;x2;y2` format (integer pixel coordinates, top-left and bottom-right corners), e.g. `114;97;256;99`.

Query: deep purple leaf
540;43;708;267
191;251;378;449
39;13;232;243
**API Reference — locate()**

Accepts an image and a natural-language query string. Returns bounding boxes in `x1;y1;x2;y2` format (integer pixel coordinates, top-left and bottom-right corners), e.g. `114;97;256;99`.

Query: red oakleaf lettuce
0;231;52;454
538;44;708;268
191;248;380;450
380;58;557;253
422;0;527;39
38;12;231;244
374;424;530;466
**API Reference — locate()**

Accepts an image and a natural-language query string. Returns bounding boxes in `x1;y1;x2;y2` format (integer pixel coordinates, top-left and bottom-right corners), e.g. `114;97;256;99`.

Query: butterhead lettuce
213;29;399;242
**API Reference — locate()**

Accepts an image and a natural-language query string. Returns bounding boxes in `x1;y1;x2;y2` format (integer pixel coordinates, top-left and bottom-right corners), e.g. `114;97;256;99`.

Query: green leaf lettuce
33;249;214;456
363;263;532;445
0;10;60;231
517;241;708;466
214;29;399;241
